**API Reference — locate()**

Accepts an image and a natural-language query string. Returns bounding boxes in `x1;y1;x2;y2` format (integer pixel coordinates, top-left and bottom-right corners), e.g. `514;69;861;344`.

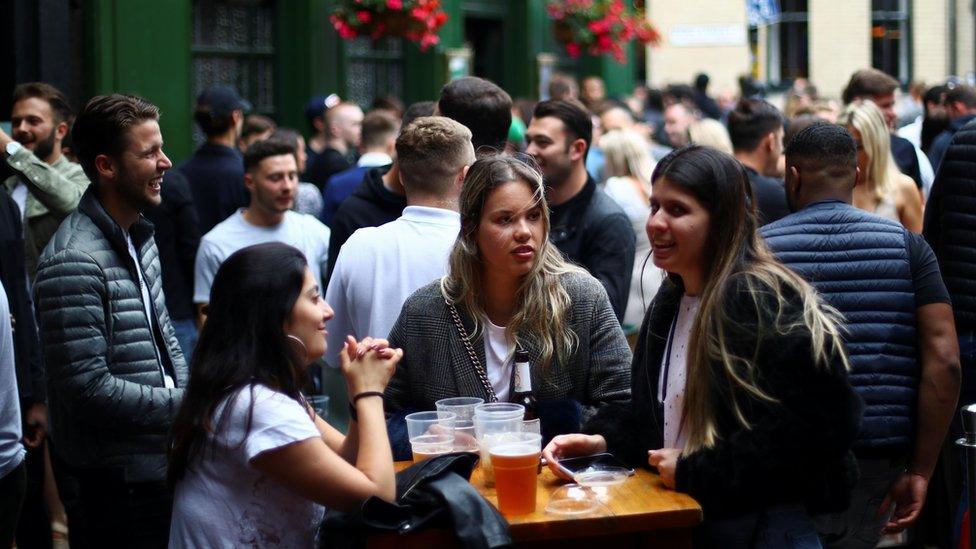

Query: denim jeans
704;504;822;548
171;318;198;366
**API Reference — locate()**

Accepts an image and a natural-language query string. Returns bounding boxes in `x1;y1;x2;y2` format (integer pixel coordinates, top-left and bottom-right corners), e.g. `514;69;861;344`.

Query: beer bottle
511;349;537;420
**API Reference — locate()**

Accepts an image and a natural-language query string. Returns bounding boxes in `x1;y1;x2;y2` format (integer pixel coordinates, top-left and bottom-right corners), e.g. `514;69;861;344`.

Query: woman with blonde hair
383;155;631;458
838;100;923;231
688;118;734;155
544;146;861;547
600;129;663;328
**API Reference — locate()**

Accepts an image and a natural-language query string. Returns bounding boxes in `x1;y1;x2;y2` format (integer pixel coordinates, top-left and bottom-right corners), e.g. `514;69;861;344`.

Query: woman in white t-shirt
167;242;402;548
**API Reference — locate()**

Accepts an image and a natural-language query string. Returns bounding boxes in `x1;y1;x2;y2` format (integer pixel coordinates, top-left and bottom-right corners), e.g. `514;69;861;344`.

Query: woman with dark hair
383;155;631;457
544;146;862;547
168;242;401;548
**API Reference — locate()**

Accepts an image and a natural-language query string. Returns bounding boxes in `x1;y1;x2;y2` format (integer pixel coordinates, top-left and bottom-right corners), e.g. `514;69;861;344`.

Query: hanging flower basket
546;0;660;63
330;0;448;51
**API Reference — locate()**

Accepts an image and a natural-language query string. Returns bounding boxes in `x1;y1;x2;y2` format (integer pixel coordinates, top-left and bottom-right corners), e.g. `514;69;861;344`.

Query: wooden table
367;461;702;548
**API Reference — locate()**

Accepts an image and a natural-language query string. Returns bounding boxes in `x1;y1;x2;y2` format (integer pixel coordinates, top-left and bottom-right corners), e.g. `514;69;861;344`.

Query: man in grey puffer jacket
34;94;187;547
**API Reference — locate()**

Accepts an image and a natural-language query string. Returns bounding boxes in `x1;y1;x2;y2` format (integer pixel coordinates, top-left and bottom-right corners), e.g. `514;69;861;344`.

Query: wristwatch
4;141;22;157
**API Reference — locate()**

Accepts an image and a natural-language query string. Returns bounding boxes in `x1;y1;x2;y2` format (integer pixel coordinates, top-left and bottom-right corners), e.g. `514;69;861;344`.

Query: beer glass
405;411;456;461
489;432;543;516
435;397;484;452
474;404;524;486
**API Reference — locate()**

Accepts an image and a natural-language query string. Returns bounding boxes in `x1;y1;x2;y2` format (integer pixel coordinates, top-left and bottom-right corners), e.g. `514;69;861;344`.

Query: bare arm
250;396;394;511
898;175;924;233
881;302;961;532
251;341;401;511
910;302;960;478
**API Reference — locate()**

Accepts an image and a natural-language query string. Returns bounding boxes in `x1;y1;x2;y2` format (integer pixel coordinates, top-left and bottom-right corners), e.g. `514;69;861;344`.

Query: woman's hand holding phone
542;434;608;480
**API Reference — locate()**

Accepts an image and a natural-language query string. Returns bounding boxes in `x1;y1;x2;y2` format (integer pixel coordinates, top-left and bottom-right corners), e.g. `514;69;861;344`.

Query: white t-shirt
324;206;459;367
169;384;325;549
125;232;174;388
10;182;28;223
658;295;700;450
194;210;331;303
484;318;514;402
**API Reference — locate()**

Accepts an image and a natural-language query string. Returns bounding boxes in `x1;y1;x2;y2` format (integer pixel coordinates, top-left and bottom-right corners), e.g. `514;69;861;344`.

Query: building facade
3;0;641;164
647;0;976;99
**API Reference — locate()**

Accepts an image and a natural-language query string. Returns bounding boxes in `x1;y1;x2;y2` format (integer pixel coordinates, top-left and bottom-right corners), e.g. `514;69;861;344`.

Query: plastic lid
545;484;599;516
573;466;629;487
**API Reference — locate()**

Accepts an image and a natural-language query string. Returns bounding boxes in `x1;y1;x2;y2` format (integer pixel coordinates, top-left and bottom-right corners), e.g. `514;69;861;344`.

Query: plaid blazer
384;271;632;422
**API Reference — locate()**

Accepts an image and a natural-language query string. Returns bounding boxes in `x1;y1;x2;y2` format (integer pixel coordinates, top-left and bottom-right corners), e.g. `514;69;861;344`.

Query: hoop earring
285;334;308;363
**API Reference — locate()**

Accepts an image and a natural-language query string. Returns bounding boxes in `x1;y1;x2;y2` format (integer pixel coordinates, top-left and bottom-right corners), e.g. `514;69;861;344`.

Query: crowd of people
0;64;973;549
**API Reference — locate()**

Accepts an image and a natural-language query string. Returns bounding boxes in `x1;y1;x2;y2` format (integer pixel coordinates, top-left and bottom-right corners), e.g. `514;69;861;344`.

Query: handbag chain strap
446;300;498;403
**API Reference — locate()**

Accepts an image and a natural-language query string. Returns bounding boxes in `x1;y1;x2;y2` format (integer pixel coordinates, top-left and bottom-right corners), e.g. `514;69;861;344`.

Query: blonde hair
441;156;584;370
600;129;655;198
688;118;734;155
650;146;849;453
838;99;899;201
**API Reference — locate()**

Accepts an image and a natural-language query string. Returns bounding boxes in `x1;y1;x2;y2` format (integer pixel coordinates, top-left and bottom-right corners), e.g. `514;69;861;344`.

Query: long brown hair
441;155;585;370
167;243;310;485
652;146;849;453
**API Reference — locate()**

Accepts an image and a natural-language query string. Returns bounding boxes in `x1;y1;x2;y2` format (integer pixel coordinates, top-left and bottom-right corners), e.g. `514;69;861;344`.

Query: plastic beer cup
489;432;543;516
473;404;524;486
405;411;456;462
436;397;484;452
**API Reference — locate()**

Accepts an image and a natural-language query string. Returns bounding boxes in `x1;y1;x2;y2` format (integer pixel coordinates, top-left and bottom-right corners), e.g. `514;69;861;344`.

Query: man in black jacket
765;123;960;547
143;169;200;360
34;94;187;547
526;99;635;322
927;85;976;173
727;98;790;225
325;102;436;281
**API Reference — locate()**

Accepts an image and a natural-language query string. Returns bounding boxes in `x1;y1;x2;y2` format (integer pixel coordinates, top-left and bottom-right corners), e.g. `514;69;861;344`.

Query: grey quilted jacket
385;271;632;420
34;188;188;483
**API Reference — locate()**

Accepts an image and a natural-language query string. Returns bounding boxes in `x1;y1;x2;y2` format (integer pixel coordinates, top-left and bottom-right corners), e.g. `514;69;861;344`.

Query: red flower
596;33;613;50
420;32;440;50
565;42;582;57
434;11;448;25
588;19;609;34
386;0;403;10
356;10;372;23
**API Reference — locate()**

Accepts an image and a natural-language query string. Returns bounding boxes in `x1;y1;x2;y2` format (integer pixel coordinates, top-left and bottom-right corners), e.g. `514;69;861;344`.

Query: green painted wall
86;0;193;162
277;0;345;134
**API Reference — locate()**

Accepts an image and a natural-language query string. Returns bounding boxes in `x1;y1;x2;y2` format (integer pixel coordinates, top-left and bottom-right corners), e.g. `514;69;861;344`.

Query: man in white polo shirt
325;116;474;366
194;138;330;319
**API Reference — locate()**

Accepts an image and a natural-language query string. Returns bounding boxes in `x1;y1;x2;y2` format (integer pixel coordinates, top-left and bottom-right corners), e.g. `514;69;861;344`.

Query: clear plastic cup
489;432;543;516
307;395;330;420
474;409;524;486
405;411;456;462
436;397;484;452
474;402;524;419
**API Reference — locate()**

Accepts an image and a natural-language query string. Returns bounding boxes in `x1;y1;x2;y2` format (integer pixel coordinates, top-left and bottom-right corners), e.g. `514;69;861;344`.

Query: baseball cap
196;85;252;116
305;93;341;121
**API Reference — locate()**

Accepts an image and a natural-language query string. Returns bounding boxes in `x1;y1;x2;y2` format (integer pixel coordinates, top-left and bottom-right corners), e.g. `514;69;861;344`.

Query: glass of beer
436;397;484;452
474;404;524;486
489;432;543;516
405;411;456;462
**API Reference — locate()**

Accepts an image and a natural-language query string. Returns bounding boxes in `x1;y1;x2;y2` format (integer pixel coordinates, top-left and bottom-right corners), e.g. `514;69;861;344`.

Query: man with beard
1;82;90;279
194;138;330;320
33;94;188;546
525;99;635;322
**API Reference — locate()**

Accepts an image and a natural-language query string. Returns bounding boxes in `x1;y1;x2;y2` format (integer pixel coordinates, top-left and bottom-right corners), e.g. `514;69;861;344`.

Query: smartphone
553;453;635;478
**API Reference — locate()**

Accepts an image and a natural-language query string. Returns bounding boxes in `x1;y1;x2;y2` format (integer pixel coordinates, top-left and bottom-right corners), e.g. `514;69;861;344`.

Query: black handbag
319;452;513;549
